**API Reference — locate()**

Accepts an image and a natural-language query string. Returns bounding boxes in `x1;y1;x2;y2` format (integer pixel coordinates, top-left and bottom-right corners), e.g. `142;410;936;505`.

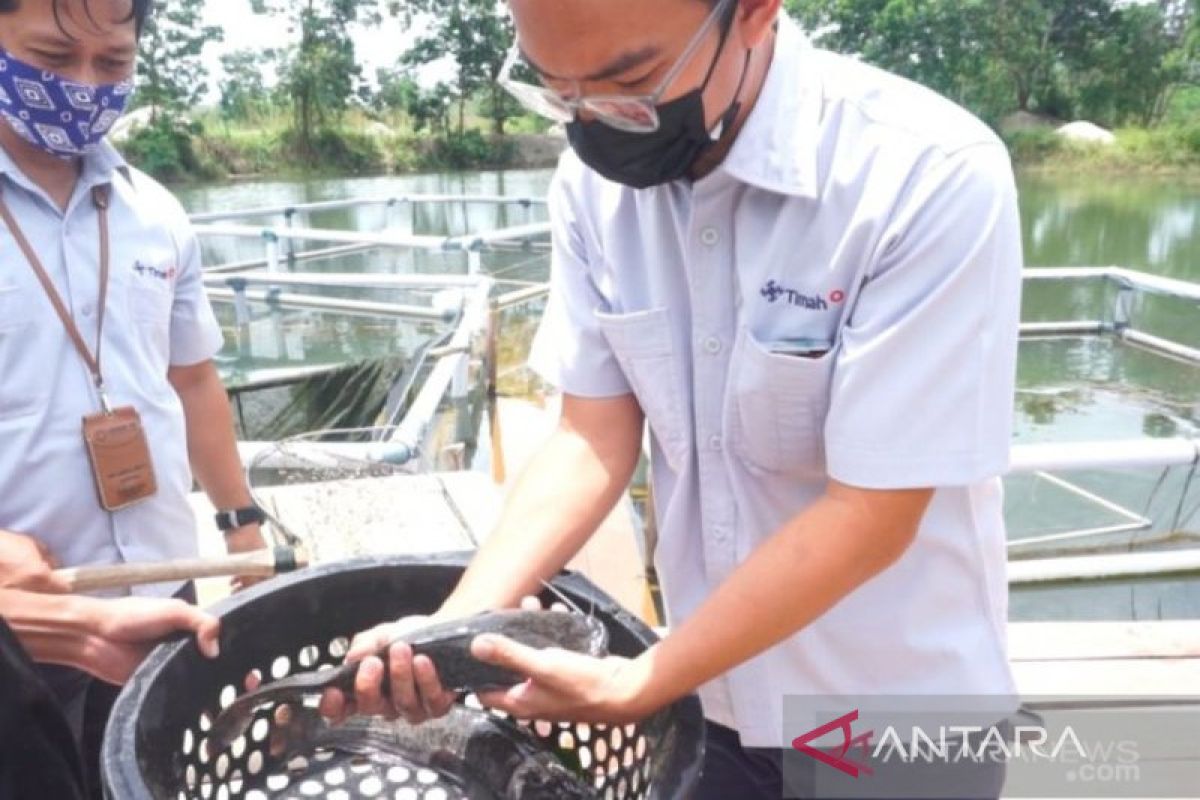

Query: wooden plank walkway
1010;621;1200;695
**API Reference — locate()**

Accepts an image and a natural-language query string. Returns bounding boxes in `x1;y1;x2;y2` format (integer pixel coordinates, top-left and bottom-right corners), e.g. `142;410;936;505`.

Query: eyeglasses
498;0;736;134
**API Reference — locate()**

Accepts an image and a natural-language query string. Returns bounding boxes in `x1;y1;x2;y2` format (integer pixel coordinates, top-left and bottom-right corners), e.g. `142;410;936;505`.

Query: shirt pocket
594;307;689;471
127;281;174;325
0;284;42;420
728;327;836;478
125;280;174;367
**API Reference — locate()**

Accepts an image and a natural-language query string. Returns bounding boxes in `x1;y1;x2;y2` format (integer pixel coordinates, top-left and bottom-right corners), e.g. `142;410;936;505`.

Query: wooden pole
53;548;308;593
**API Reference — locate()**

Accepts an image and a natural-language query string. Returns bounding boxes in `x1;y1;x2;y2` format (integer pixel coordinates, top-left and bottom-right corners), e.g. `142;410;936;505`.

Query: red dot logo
830;290;846;304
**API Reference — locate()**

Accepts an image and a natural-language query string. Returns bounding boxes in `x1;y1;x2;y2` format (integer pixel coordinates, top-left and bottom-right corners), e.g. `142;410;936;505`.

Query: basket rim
102;552;705;800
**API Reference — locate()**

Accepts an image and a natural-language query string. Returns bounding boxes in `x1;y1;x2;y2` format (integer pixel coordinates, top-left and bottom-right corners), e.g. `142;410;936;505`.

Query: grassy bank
1005;125;1200;173
116;113;1200;184
117;113;562;183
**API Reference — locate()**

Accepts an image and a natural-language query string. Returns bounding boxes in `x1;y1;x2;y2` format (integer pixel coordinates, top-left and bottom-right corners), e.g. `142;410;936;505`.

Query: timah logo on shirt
133;261;177;281
761;280;845;310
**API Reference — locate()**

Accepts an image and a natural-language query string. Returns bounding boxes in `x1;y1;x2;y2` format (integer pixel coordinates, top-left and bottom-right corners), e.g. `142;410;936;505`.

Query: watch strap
215;506;266;532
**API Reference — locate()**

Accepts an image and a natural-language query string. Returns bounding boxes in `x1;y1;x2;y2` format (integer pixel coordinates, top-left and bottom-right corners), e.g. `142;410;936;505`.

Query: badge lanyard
0;183;158;510
0;183;113;410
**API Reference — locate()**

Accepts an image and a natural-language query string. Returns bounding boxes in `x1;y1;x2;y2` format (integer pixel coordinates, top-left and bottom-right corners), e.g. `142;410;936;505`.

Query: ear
735;0;783;49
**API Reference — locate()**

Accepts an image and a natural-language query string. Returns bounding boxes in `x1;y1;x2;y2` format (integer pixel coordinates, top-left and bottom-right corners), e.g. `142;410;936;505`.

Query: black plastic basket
102;554;704;799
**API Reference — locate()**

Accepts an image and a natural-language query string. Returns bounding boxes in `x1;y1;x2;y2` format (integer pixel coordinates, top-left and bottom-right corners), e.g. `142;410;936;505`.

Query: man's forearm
0;588;100;669
441;417;641;617
631;485;931;715
172;363;252;510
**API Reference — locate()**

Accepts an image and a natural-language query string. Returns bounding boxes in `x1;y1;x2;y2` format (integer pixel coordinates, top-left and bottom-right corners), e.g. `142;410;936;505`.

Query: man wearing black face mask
333;1;1023;797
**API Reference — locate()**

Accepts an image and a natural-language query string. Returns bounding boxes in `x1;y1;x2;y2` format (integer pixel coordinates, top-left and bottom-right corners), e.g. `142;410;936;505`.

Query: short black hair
0;0;152;37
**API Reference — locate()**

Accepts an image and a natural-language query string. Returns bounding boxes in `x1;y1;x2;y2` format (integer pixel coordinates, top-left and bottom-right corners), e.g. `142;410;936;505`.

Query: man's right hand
318;614;459;725
0;529;71;593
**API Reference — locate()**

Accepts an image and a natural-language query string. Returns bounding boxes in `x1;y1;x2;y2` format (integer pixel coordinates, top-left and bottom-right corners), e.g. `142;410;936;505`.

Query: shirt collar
0;138;131;189
719;15;823;200
81;140;132;186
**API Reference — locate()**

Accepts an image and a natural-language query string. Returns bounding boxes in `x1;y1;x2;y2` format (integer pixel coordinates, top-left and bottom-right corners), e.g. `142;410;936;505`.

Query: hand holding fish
472;635;656;725
319;614;459;725
317;596;592;729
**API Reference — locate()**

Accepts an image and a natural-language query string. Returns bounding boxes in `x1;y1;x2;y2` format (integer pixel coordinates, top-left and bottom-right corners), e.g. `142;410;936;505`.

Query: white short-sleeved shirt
529;17;1022;746
0;141;224;597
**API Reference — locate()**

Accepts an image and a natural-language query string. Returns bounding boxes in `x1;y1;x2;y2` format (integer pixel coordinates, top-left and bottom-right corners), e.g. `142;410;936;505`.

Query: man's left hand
471;634;655;725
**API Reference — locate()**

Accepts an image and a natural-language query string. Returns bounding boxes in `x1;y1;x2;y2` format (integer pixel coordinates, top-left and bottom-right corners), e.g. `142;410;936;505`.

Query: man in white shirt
332;0;1022;796
0;1;262;795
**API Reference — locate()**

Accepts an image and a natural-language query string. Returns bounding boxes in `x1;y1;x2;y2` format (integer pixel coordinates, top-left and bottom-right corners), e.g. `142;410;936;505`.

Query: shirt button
709;435;723;451
703;336;722;354
700;226;720;247
80;303;94;317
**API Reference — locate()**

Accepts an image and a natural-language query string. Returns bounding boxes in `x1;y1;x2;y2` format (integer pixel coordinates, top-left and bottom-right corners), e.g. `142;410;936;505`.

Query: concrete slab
191;395;652;620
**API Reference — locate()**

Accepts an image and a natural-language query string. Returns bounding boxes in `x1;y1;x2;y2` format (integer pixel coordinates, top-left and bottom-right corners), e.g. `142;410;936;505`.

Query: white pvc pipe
1112;267;1200;303
239;440;416;469
206;287;453;321
1023;267;1115;281
1009;549;1200;585
190;194;546;224
1033;471;1152;524
1120;329;1200;364
203;244;378;275
265;236;280;274
205;272;484;290
196;222;450;251
393;279;494;447
460;221;552;250
1020;266;1200;303
1020;321;1106;336
1007;522;1150;550
493;284;551;309
195;221;552;254
1009;439;1200;473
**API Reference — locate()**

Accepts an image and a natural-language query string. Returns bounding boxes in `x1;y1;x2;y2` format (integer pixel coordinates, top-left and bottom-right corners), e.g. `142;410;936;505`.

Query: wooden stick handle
53;547;307;593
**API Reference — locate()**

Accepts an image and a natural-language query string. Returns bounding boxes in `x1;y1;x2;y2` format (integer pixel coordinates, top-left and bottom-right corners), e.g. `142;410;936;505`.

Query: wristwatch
214;505;266;532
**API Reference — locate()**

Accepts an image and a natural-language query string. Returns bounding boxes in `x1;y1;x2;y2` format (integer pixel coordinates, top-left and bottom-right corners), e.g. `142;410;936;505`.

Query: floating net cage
102;556;705;800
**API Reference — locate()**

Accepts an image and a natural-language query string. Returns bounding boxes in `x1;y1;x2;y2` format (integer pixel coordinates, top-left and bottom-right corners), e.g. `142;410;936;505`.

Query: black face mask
566;26;751;189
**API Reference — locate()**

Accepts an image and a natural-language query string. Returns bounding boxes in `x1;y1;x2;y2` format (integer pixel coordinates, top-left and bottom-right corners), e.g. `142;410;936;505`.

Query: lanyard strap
0;183;113;411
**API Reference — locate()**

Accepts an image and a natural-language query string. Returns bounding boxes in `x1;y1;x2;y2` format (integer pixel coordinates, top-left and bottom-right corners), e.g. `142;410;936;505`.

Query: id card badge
81;406;157;511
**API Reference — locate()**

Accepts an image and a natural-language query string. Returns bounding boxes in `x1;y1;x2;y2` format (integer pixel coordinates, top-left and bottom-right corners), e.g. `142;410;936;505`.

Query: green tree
136;0;222;122
372;68;421;119
963;0;1114;116
786;0;1190;125
1072;3;1189;125
790;0;1014;119
251;0;390;158
372;70;457;133
400;0;516;135
411;82;456;134
219;49;276;122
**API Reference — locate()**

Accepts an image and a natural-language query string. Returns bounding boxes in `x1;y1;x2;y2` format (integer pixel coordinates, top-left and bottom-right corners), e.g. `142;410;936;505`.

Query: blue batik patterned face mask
0;47;133;160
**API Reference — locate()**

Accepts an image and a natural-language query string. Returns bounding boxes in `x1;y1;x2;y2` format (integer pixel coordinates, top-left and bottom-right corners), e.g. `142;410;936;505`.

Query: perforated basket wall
102;554;704;800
